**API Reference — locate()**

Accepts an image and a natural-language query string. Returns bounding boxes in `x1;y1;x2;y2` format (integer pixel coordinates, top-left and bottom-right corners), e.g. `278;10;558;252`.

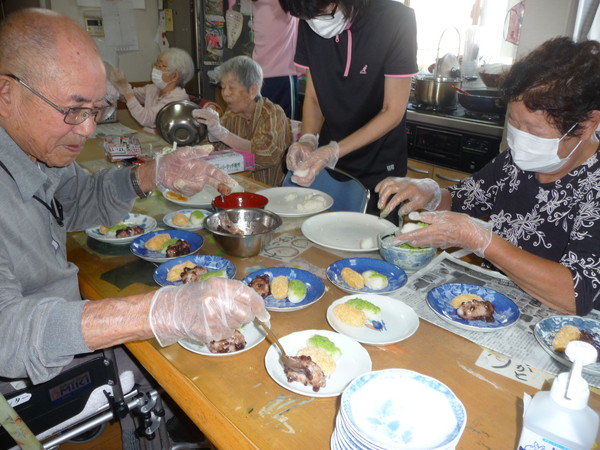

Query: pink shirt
252;0;300;78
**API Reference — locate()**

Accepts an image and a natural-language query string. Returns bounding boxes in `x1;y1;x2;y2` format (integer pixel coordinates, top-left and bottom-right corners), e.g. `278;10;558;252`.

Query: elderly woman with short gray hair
110;47;195;131
194;55;292;186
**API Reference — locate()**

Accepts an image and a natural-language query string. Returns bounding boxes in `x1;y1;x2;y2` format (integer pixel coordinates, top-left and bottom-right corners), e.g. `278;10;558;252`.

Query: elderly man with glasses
0;8;269;447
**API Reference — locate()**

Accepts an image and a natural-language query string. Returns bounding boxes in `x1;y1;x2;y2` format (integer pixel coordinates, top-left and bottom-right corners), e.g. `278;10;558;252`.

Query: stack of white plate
331;369;467;450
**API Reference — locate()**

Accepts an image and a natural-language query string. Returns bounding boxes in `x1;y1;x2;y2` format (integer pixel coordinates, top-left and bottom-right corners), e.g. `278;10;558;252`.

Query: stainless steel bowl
155;100;207;146
204;208;282;257
414;75;462;108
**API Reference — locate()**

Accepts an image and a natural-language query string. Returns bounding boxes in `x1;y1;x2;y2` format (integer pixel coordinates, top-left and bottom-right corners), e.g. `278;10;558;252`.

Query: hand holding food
290;141;340;187
192;107;229;141
155;145;236;196
393;211;493;258
375;177;442;217
149;277;271;346
286;133;319;173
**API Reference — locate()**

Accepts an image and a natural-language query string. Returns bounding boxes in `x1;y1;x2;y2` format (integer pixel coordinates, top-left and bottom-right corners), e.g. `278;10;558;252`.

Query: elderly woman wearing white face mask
376;37;600;316
110;47;194;131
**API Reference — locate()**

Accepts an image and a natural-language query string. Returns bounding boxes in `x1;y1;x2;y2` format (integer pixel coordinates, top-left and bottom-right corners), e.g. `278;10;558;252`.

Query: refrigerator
166;0;254;102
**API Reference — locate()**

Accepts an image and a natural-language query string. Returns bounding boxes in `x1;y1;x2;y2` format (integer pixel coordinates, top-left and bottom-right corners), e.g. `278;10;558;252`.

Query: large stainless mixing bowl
155;100;207;146
204;208;282;257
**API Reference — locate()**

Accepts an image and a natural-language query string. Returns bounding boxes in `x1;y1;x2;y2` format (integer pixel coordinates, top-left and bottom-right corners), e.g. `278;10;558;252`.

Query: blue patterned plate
85;213;157;245
327;258;407;295
242;267;325;312
340;369;466;449
130;229;203;264
163;209;212;231
534;315;600;376
153;254;236;286
426;283;520;332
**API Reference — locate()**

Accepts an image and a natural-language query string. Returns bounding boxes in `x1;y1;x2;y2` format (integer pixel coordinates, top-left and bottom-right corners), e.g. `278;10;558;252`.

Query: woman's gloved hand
155;146;236;196
375;177;442;217
286;133;319;172
108;68;132;96
149;277;271;347
192;107;229;142
394;211;493;257
290;141;340;186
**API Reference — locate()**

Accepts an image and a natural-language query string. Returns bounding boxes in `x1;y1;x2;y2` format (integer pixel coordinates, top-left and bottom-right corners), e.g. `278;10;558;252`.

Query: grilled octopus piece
166;239;191;258
115;225;144;238
283;355;327;392
181;265;208;284
248;274;270;298
456;299;495;322
216;214;244;235
207;330;246;353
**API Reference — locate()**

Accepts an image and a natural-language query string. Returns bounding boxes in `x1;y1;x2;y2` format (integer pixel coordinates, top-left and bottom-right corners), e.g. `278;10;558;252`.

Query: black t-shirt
295;0;418;190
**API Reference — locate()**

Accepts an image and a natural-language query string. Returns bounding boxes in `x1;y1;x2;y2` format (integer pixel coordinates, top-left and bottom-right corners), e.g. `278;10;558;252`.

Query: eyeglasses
302;3;338;20
4;74;115;125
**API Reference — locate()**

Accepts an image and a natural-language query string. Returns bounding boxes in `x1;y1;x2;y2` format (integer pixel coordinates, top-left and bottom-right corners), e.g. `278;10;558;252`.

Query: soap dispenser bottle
517;340;599;450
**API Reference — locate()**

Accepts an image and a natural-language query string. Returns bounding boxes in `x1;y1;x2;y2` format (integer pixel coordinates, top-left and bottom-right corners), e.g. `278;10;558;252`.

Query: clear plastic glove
291;141;340;186
393;211;493;257
105;81;120;105
109;68;132;96
192;107;229;142
149;277;271;347
375;177;442;217
155;146;236;196
286;133;319;172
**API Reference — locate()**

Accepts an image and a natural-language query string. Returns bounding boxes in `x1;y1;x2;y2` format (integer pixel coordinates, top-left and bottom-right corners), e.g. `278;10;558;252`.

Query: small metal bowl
205;208;282;257
155;100;207;146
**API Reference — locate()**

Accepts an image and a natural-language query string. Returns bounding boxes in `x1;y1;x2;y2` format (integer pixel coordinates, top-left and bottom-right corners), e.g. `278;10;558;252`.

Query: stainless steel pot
414;76;462;108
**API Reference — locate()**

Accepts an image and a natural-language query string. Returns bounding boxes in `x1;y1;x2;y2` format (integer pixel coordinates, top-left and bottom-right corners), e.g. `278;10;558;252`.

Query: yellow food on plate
450;293;484;309
333;303;366;327
172;212;189;227
341;267;365;290
271;275;289;300
166;191;188;202
297;347;336;376
145;233;172;251
166;261;197;282
552;325;582;352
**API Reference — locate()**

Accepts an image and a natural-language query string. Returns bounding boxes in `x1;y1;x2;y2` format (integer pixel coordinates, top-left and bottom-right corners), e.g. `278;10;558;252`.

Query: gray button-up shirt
0;127;137;383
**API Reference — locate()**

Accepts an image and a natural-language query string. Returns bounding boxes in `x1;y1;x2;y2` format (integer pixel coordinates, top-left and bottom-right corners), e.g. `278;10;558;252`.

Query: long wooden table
70;115;600;449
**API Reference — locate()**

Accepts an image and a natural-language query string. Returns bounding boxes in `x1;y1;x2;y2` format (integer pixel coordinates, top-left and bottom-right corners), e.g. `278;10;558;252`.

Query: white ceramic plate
264;329;372;398
340;369;467;449
85;214;157;245
255;187;333;217
326;258;408;295
178;320;268;357
327;294;419;345
163;184;244;207
163;209;212;231
534;315;600;376
301;212;395;252
130;229;203;264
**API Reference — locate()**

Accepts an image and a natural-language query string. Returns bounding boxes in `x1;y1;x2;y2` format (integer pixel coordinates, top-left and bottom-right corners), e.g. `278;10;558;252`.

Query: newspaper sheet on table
391;252;600;388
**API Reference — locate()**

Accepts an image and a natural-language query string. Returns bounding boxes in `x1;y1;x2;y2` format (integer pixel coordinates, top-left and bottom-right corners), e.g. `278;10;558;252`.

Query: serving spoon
256;319;305;371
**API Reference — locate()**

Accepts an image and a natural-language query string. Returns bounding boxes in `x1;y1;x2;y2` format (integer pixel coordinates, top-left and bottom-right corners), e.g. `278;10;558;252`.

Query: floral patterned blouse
448;147;600;315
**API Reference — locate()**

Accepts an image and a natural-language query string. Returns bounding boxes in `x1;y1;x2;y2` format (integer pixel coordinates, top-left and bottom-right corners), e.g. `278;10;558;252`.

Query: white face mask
508;122;581;173
306;9;349;39
152;67;169;90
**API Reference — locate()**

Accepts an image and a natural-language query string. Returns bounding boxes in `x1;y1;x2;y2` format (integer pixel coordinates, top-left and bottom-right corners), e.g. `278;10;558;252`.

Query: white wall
50;0;160;82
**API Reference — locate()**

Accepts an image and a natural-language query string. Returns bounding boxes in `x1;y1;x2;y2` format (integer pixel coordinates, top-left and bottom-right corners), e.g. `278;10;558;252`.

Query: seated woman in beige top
193;56;292;186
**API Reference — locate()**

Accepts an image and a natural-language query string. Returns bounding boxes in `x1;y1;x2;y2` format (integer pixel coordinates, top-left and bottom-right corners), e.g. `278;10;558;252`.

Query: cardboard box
104;136;142;162
201;149;255;174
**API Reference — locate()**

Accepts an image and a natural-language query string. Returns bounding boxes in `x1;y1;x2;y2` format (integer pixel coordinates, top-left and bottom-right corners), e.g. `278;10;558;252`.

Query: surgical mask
306;9;349;39
151;67;168;90
508;122;581;173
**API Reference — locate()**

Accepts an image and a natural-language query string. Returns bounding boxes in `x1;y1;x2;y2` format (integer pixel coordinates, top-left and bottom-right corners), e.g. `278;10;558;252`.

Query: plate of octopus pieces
130;229;202;264
153;254;236;287
85;213;157;245
179;320;269;357
242;267;326;312
426;283;520;332
264;329;372;398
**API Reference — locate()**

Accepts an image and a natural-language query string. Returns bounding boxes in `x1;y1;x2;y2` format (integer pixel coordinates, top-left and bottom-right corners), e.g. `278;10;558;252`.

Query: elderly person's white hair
162;47;195;87
215;56;263;98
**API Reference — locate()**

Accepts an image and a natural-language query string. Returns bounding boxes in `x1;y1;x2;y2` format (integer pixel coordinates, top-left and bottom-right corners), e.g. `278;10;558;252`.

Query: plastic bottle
517;341;599;450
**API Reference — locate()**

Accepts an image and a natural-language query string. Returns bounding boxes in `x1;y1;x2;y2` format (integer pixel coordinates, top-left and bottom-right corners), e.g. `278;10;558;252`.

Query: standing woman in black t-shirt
278;0;418;216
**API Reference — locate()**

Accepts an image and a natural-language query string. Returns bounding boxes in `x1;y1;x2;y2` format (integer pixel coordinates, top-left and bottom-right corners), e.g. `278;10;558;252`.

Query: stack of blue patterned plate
331;369;467;449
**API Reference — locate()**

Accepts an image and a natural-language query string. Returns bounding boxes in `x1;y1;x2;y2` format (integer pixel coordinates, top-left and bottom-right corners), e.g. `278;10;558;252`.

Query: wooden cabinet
407;158;469;189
